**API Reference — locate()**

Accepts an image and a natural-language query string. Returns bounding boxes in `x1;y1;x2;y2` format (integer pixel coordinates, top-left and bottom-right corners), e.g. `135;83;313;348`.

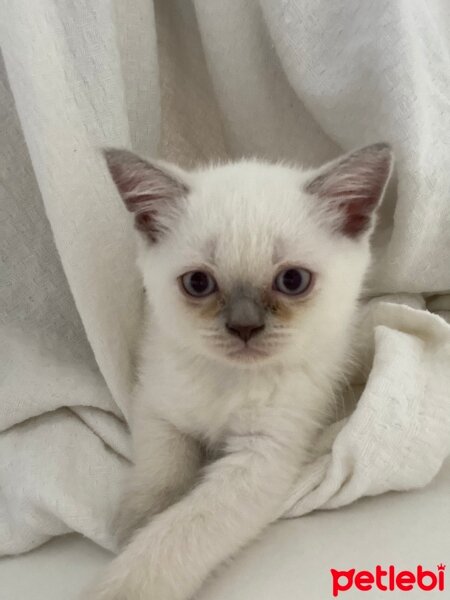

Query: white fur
87;146;392;599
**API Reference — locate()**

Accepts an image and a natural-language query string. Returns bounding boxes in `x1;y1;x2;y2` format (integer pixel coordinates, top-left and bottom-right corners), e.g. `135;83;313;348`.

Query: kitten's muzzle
225;289;265;343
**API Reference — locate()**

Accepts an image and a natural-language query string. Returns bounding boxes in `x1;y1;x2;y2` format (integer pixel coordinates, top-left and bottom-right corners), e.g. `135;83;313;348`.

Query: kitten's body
138;303;348;448
88;147;392;600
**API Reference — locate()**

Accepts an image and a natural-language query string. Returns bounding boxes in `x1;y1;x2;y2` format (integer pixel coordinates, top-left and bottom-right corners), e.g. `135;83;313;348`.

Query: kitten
88;143;393;600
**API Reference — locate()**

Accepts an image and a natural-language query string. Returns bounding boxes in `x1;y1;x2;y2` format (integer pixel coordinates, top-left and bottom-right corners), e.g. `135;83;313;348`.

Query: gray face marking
224;285;266;342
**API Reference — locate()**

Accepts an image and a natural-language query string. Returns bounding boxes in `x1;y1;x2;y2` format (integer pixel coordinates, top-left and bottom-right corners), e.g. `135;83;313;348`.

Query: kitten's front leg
115;413;201;546
87;429;303;600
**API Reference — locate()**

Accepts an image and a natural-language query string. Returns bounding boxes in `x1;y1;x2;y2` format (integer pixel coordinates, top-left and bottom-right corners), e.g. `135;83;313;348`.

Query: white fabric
285;297;450;517
1;0;449;556
2;458;450;600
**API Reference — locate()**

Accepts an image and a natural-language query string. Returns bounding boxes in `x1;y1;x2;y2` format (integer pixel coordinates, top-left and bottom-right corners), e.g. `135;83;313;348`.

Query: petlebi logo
331;564;446;596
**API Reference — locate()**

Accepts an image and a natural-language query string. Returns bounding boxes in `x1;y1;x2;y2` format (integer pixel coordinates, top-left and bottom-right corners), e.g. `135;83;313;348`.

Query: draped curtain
1;0;449;555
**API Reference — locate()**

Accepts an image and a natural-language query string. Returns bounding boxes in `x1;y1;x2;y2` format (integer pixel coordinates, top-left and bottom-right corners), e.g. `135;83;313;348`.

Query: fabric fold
283;301;450;518
1;0;449;555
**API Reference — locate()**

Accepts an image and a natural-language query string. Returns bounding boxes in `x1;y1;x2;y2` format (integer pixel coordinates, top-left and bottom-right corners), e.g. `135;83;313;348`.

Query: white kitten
87;144;392;599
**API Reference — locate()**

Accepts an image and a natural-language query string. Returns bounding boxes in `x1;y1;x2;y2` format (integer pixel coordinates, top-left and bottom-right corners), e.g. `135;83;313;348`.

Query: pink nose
226;323;265;342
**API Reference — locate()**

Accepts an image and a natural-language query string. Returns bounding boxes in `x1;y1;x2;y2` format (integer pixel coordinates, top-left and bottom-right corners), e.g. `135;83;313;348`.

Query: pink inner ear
128;193;172;241
341;199;375;236
135;210;157;237
305;144;393;238
104;148;189;241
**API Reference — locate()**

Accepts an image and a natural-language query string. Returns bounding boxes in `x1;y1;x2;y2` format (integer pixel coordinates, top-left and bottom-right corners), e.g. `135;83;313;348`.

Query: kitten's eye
181;271;217;297
273;268;312;296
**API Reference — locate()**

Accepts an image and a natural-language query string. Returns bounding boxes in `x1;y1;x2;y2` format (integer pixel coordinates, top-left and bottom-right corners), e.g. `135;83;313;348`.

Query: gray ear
305;143;393;238
103;148;189;242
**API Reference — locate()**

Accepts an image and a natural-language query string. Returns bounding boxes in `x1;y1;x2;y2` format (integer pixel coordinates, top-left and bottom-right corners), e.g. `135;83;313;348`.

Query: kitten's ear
304;143;393;238
103;148;189;241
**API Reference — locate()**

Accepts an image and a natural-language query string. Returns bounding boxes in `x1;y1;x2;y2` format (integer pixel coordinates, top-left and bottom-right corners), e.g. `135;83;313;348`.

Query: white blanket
1;0;449;555
285;298;450;517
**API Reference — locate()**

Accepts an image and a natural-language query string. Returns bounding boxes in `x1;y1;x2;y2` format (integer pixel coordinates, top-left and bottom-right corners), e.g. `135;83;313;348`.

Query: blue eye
181;271;217;297
273;268;312;296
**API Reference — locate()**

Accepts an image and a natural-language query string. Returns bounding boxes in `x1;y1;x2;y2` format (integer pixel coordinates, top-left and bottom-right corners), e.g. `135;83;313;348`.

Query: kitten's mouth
207;332;277;363
226;344;270;361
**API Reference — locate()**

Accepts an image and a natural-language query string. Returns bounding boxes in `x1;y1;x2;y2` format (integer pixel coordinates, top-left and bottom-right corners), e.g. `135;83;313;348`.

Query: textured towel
1;0;449;555
284;298;450;517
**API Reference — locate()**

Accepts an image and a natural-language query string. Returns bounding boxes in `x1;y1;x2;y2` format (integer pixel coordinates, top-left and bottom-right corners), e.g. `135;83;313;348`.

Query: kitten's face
105;146;392;366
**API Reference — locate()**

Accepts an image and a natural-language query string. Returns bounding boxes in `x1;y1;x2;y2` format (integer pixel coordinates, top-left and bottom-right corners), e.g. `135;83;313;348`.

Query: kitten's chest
154;360;284;444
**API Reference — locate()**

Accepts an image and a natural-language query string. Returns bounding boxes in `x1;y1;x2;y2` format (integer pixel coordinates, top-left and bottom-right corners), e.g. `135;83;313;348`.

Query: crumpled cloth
284;297;450;517
1;0;449;555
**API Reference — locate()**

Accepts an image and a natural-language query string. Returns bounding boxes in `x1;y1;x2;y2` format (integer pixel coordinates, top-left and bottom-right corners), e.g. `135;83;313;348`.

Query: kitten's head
105;144;392;366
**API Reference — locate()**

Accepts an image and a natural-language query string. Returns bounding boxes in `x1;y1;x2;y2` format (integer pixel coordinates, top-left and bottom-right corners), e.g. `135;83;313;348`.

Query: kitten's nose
226;322;265;342
225;290;265;343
